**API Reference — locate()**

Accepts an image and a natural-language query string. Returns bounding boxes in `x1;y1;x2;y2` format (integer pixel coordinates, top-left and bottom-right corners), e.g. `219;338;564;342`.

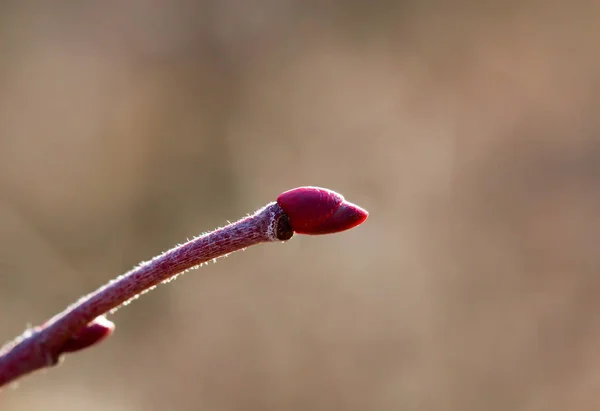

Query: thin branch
0;187;367;389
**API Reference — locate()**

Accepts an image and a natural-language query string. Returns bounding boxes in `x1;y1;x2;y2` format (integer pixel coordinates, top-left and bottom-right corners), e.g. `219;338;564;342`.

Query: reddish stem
0;187;367;389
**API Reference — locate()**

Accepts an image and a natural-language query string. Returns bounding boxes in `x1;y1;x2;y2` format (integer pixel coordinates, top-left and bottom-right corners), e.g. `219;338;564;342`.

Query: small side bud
60;316;115;354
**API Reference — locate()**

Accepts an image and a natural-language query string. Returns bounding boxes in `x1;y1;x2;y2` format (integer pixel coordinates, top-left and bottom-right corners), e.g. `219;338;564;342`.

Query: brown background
2;2;600;410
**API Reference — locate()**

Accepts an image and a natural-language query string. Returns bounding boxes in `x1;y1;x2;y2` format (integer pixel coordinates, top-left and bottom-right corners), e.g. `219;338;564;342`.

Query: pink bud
276;186;368;235
60;316;115;353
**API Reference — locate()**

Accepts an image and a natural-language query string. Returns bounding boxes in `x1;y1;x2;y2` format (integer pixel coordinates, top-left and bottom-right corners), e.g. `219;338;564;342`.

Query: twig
0;187;368;389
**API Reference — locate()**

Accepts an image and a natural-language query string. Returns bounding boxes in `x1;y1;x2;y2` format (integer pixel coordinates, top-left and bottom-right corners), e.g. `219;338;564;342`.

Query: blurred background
1;1;600;410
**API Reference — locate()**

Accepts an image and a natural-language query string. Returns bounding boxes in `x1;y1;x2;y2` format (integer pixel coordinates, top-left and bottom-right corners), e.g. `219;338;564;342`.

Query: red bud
60;316;115;353
276;186;368;235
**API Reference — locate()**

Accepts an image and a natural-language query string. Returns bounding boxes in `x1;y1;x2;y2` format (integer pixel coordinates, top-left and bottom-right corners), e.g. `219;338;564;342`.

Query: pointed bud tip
338;200;369;228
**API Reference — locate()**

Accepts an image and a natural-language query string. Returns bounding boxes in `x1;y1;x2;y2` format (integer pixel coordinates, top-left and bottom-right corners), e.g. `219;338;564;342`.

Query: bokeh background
2;1;600;410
